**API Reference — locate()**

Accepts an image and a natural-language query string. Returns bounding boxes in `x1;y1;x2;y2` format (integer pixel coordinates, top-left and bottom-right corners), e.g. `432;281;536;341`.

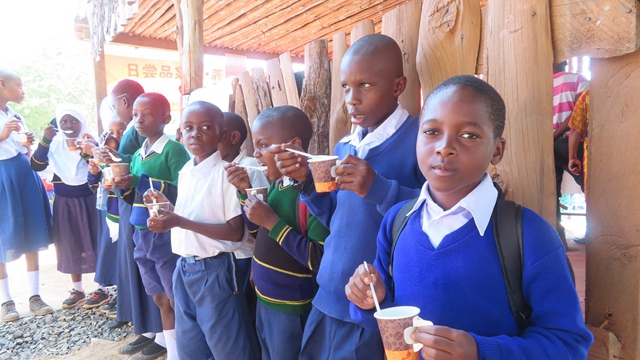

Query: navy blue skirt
53;193;98;274
116;199;162;334
94;210;118;286
0;154;52;263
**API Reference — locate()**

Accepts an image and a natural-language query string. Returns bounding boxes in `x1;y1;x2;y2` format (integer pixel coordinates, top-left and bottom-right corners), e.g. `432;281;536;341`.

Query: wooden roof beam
109;33;303;62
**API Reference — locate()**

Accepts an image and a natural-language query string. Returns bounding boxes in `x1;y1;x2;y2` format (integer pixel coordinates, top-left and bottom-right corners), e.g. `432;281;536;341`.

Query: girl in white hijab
30;104;100;309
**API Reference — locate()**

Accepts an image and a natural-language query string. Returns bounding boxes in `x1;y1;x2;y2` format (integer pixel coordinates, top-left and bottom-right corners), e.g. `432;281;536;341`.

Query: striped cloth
553;72;589;133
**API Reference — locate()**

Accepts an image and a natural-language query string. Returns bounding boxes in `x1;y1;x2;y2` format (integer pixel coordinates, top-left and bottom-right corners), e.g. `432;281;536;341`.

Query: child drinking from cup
113;92;190;360
30;104;100;309
272;34;424;359
345;75;593;359
225;106;329;360
0;69;53;322
145;101;259;360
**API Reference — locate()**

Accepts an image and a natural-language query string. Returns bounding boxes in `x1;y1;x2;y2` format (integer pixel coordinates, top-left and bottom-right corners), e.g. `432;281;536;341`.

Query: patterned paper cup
308;155;340;193
146;202;172;218
91;147;106;166
374;306;421;360
246;187;268;202
66;138;78;151
103;167;113;187
110;163;130;178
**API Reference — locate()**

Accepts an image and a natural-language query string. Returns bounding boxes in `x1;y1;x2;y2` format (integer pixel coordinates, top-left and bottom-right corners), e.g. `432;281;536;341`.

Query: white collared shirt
139;134;169;159
232;150;270;259
339;104;409;158
172;151;248;257
407;174;498;248
0;106;29;160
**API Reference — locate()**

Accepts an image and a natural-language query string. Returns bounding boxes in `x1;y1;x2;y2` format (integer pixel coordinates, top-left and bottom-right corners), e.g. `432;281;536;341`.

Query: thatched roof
75;0;420;59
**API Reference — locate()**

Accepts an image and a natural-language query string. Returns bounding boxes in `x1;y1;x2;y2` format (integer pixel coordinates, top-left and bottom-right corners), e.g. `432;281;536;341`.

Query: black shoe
130;342;167;360
107;306;117;319
100;295;116;313
106;320;128;329
118;335;155;355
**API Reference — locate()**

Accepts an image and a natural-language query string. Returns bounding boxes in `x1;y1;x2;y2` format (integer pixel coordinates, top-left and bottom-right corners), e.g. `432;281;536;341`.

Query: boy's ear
393;76;408;98
490;138;507;165
229;130;241;145
290;137;303;148
163;113;171;125
122;97;129;109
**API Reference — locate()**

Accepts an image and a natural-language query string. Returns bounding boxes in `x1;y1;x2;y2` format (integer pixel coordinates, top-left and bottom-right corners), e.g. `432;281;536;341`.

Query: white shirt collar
183;150;222;175
140;134;169;158
408;173;498;240
339;104;409;155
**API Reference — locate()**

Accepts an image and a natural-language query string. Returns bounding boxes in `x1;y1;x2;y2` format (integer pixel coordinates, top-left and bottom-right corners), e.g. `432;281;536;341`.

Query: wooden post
382;0;422;116
486;0;556;225
174;0;204;95
238;71;260;127
550;0;640;62
265;58;288;107
279;52;301;108
234;79;254;155
249;67;273;112
586;48;640;359
93;51;108;135
476;7;488;79
301;39;331;155
350;19;375;44
417;0;481;95
329;32;349;154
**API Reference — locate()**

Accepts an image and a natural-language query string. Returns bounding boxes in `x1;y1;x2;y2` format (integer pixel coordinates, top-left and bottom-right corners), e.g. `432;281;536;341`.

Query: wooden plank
476;7;488;78
265;58;288;107
229;77;238;113
175;0;204;94
416;0;481;95
550;0;640;62
93;51;108;135
586;325;622;360
586;48;640;360
301;39;331;155
238;71;260;127
486;0;556;225
329;32;349;154
234;80;254;156
249;67;273;113
279;52;301;108
382;0;422;116
350;19;375;44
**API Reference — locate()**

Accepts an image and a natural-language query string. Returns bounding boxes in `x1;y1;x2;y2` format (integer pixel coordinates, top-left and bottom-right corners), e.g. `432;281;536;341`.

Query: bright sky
0;0;81;65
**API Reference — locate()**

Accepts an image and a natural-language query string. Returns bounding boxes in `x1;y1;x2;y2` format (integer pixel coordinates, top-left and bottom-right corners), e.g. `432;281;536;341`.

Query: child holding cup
345;75;593;359
30;104;101;309
225;106;329;360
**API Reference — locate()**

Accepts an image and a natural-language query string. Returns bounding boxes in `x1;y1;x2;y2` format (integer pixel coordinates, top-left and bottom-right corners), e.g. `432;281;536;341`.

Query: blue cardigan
350;201;594;359
301;115;425;322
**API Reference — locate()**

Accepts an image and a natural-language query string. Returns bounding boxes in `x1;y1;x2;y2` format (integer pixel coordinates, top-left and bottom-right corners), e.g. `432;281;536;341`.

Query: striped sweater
241;179;329;314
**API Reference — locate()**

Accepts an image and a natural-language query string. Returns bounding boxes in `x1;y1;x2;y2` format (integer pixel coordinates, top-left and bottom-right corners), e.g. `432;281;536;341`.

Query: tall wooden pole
329;32;349;154
174;0;204;96
586;48;640;359
302;39;330;155
486;0;556;225
93;50;108;135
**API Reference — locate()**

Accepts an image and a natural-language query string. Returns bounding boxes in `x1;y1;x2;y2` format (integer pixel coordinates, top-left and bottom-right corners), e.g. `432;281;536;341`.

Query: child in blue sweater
346;75;593;359
272;34;424;359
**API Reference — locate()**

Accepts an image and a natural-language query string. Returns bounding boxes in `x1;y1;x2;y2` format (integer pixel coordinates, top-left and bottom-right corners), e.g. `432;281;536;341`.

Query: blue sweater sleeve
364;172;422;215
30;137;51;172
471;209;593;360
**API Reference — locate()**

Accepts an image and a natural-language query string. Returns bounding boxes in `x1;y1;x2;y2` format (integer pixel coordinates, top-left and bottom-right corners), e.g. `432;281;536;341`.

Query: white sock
27;271;40;298
72;281;83;293
142;332;155;339
164;329;177;360
154;331;166;348
0;278;11;304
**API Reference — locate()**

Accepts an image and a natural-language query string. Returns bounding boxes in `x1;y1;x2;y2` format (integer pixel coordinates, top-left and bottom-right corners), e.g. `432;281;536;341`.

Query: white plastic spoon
236;164;268;171
364;261;381;312
285;147;315;159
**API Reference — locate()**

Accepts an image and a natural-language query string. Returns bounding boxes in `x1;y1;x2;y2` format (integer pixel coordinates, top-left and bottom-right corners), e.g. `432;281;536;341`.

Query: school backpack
388;194;574;333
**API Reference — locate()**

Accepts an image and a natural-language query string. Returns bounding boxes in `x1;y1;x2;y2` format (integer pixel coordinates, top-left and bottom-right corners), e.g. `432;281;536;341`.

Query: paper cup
110;163;130;178
308;155;340;193
66;138;78;151
146;202;171;218
17;132;28;145
103;167;113;187
91;147;106;166
374;306;421;360
246;187;268;202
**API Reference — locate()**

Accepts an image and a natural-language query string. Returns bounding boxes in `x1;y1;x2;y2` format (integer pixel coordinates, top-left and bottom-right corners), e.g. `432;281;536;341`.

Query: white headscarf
99;97;119;131
48;104;89;186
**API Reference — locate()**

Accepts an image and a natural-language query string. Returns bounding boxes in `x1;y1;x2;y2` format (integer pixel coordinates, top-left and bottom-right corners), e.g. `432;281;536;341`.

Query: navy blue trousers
256;301;308;360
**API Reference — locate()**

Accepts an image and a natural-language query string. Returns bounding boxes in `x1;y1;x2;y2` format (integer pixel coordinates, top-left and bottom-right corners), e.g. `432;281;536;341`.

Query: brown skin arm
335;155;376;198
271;143;310;183
148;210;245;242
225;163;252;194
0;119;21;142
412;326;478;360
244;195;279;230
345;263;386;310
568;129;583;175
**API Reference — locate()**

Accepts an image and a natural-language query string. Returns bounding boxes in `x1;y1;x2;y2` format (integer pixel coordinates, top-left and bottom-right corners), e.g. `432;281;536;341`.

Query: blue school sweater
350;202;594;359
301;115;424;322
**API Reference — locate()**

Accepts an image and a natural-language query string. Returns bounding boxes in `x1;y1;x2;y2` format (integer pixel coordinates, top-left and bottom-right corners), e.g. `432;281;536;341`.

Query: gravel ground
0;306;132;359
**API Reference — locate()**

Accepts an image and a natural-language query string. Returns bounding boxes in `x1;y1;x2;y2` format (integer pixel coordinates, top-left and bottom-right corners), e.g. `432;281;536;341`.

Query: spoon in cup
363;261;381;312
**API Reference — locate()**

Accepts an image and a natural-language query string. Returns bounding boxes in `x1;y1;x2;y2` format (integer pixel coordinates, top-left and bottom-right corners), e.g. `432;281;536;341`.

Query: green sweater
118;126;146;164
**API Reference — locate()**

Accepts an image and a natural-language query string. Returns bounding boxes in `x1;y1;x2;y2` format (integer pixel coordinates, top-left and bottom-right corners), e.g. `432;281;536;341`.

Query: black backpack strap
389;197;419;302
492;199;532;333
